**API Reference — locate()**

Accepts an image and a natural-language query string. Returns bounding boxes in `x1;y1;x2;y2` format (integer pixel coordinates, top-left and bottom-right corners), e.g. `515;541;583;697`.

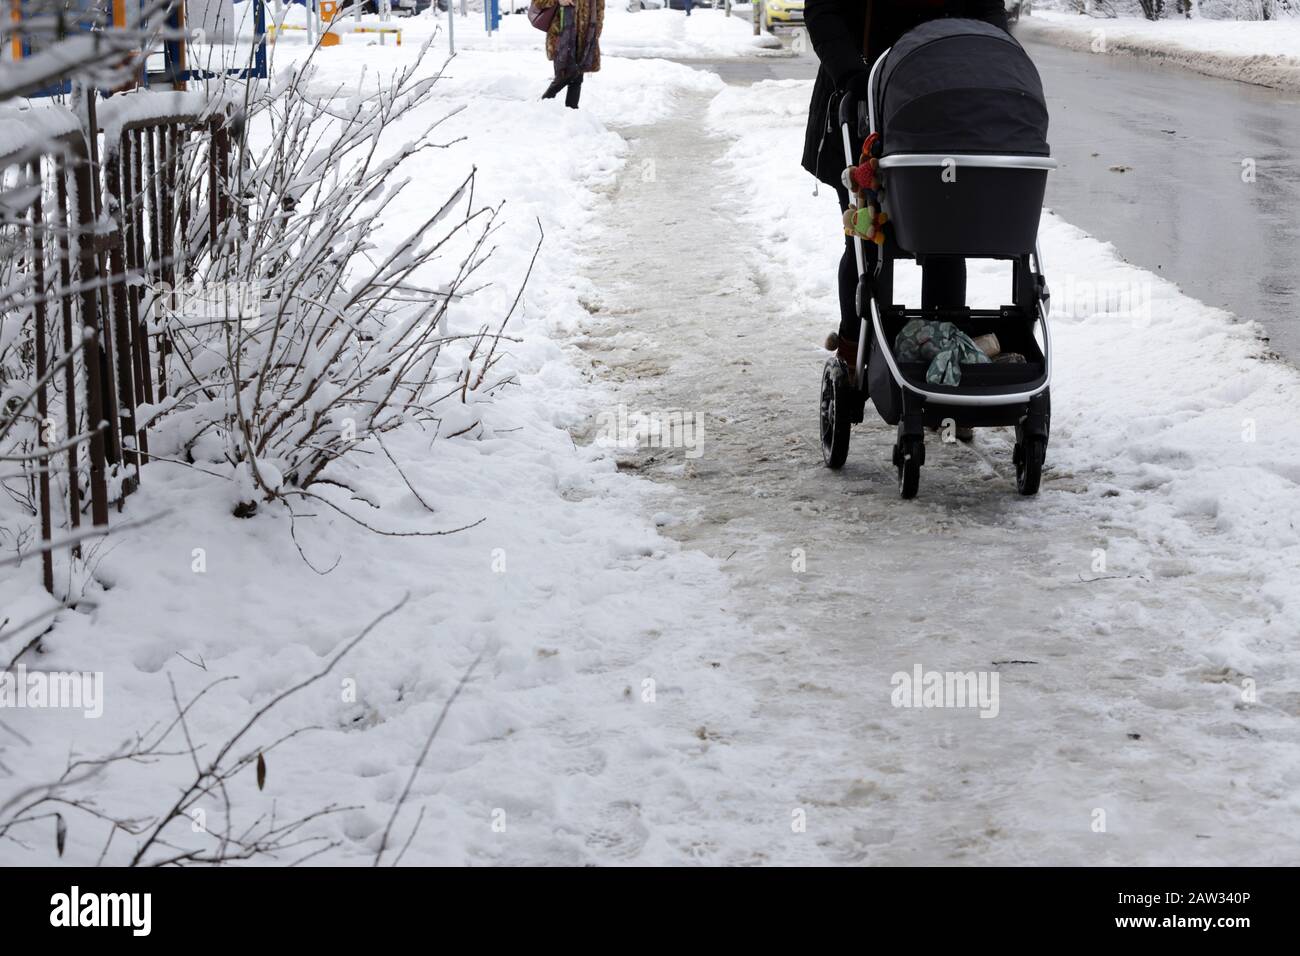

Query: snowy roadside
707;78;1300;673
0;42;761;865
1015;10;1300;91
661;79;1300;861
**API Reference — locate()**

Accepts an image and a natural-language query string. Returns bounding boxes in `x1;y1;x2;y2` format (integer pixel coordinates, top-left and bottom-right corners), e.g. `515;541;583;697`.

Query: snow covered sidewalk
1016;10;1300;91
564;78;1300;863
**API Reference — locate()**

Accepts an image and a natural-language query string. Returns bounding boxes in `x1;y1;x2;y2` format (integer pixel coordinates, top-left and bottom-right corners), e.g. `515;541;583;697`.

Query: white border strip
879;154;1059;171
867;47;890;137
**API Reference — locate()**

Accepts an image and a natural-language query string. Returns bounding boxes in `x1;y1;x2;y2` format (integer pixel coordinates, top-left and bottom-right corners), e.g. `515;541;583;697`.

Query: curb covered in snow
1014;15;1300;93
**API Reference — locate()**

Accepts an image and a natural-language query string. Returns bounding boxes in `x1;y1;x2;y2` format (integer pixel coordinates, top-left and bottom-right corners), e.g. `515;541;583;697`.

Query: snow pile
0;44;750;864
1016;9;1300;90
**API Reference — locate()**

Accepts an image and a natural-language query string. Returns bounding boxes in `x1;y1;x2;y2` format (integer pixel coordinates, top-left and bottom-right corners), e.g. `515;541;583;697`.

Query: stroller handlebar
838;47;892;143
836;90;860;130
835;91;873;142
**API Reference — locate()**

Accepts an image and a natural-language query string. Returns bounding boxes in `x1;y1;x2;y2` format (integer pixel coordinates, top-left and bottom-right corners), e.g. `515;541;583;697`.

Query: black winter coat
803;0;1010;185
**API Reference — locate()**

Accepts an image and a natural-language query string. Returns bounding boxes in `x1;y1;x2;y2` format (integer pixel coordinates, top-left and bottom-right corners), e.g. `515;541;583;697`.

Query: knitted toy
840;132;887;246
841;204;888;244
841;156;878;193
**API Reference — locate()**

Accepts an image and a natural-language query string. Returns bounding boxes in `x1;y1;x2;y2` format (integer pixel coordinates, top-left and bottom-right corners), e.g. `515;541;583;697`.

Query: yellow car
762;0;804;31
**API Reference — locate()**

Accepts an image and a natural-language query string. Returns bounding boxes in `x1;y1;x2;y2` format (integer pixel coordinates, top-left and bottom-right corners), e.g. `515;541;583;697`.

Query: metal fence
1;98;237;592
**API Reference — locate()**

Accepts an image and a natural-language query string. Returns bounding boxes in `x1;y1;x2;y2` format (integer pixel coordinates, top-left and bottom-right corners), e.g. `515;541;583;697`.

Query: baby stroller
819;19;1056;498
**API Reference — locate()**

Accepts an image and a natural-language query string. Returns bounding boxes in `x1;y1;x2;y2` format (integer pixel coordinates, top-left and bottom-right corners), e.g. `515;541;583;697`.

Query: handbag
527;0;558;31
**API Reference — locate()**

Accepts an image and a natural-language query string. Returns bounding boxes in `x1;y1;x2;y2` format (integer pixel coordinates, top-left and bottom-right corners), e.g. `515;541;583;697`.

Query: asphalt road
1024;36;1300;362
674;24;1300;364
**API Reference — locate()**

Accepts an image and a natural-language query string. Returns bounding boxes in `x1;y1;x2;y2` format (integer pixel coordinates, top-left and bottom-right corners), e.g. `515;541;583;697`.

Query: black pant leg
835;185;877;342
565;75;583;109
920;257;967;310
838;237;859;341
542;76;566;100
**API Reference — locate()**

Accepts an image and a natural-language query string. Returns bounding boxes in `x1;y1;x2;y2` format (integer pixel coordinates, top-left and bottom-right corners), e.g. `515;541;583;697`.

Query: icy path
571;88;1300;864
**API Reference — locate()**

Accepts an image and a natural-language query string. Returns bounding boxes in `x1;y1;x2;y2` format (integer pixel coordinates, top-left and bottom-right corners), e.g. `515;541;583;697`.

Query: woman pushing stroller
803;0;1011;381
807;2;1056;496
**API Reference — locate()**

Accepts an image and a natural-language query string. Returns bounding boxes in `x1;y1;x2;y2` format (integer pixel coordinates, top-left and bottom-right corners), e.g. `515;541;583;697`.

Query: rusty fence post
143;126;170;401
85;97;123;477
104;141;141;495
178;125;191;275
208;114;219;250
27;159;55;594
124;128;153;458
68;142;111;528
53;158;82;555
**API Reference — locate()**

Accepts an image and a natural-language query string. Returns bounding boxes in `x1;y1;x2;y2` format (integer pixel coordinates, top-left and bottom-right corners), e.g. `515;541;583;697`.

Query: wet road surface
1024;37;1300;363
670;28;1300;365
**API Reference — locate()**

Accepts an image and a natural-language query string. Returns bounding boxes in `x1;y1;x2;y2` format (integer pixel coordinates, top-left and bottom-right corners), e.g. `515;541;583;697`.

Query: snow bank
0;39;748;865
1016;10;1300;91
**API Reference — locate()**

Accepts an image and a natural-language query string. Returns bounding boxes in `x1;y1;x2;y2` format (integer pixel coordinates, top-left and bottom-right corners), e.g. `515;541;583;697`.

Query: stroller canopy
876;19;1050;157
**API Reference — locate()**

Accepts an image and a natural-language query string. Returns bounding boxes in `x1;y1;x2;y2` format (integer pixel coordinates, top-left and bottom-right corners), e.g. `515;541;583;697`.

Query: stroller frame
821;47;1057;497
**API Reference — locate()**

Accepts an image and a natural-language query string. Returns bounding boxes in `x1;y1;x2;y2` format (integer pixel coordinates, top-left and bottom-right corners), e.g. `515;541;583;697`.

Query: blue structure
12;0;269;97
11;0;102;97
164;0;269;86
484;0;500;33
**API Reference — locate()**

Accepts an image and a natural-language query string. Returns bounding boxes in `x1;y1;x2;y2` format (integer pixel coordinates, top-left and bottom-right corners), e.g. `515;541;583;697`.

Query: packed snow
3;7;1299;866
571;77;1300;863
1018;9;1300;90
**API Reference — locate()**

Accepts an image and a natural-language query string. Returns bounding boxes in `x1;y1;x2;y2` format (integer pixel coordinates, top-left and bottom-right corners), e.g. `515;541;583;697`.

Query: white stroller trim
877;154;1058;171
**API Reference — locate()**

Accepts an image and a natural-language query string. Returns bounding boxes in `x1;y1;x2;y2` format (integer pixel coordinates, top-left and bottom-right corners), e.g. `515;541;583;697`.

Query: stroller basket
868;19;1054;257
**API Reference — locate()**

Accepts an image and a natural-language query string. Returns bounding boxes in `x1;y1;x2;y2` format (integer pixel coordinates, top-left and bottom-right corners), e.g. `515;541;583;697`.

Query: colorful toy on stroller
820;19;1056;498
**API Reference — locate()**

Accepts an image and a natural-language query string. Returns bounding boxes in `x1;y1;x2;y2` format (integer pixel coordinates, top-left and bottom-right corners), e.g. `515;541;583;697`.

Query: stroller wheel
895;435;923;499
1013;434;1046;496
820;358;853;469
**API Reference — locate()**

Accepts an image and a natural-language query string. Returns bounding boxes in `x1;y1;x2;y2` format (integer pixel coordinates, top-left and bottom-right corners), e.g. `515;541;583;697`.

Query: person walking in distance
537;0;606;109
